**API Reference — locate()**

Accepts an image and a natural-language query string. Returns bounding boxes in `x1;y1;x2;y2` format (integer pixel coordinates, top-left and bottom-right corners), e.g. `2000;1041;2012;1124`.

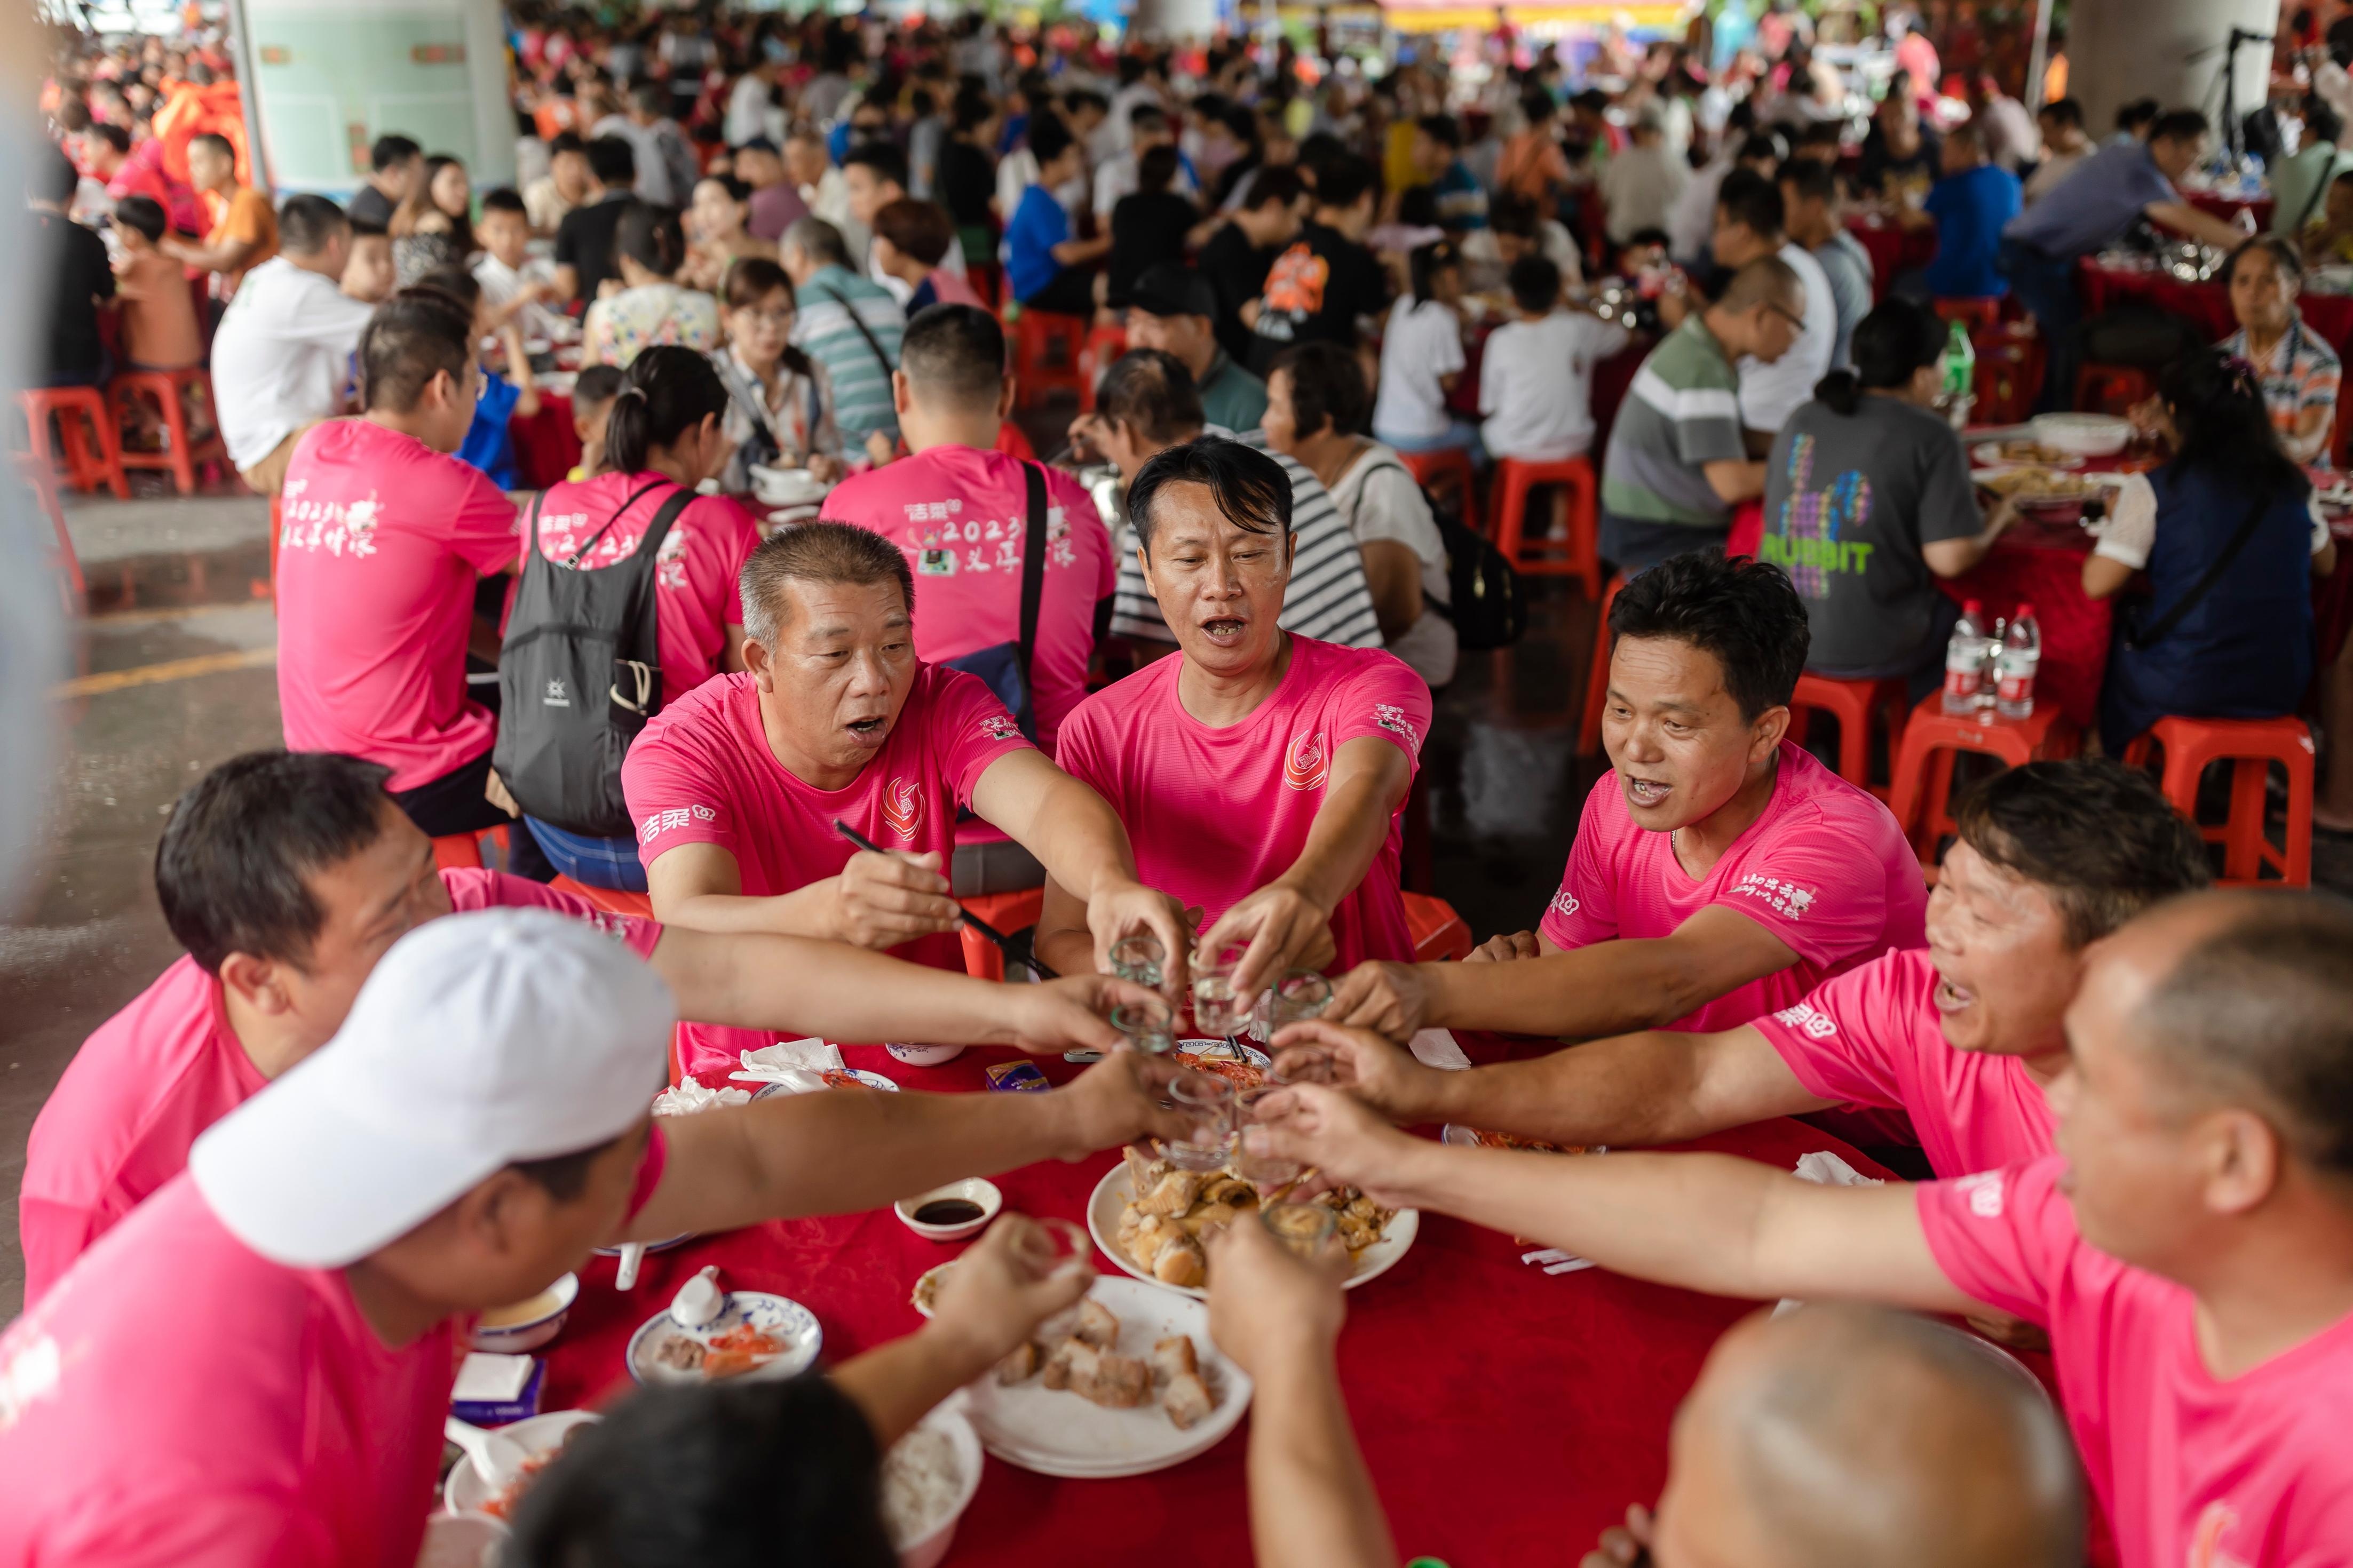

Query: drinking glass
1110;933;1165;989
1260;1200;1337;1261
1190;953;1251;1040
1234;1086;1301;1187
1110;998;1175;1055
1165;1073;1238;1172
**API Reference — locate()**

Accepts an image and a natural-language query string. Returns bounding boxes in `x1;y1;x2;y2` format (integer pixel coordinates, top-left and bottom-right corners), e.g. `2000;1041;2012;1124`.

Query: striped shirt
1601;315;1747;529
2220;319;2341;467
1108;443;1384;650
789;265;905;447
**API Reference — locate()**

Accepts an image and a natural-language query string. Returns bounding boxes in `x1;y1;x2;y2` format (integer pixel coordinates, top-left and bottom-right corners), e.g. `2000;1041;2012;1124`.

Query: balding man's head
1707;255;1806;367
1656;1306;2082;1568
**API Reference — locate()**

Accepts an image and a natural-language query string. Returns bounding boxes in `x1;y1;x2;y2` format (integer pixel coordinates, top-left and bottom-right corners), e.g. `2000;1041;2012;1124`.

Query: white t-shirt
1372;297;1467;442
1737;241;1837;435
1329;445;1458;689
2090;473;2333;569
1668;154;1734;265
208;257;378;471
473;253;566;341
1598;142;1691;244
1478;310;1634;463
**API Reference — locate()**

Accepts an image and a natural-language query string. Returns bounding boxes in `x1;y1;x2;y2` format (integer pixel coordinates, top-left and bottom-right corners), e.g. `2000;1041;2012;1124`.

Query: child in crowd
340;216;397;305
868;197;983;313
1370;239;1477;460
567;363;625;481
1478;255;1632;464
412;266;541;491
472;186;566;340
109;194;203;372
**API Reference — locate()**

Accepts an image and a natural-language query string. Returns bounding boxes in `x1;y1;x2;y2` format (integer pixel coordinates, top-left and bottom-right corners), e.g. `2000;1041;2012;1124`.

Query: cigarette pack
985;1060;1050;1093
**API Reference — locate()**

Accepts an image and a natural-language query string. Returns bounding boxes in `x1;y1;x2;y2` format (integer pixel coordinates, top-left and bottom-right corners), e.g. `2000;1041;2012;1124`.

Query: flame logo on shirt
2189;1503;2252;1568
882;778;923;841
1283;731;1329;792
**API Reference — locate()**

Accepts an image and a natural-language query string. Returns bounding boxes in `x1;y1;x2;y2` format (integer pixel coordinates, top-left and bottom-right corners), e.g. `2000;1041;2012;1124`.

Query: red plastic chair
1887;696;2081;876
108;368;228;495
1402;891;1472;962
2121;715;2316;886
1075;322;1128;413
18;387;129;499
1010;307;1090;409
549;874;657;919
13;452;83;616
2074;364;2153;417
1788;673;1911;798
1930;297;2001;331
1578;573;1627;757
1490;456;1600;597
958;887;1046;982
1970;329;2046;427
1397;445;1476;524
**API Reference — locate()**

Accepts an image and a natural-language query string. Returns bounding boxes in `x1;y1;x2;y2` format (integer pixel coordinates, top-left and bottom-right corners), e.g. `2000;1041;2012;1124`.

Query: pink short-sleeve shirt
1919;1158;2353;1568
1750;949;2056;1178
819;447;1115;753
1539;743;1929;1033
621;666;1031;1077
275;420;524;791
1054;636;1431;972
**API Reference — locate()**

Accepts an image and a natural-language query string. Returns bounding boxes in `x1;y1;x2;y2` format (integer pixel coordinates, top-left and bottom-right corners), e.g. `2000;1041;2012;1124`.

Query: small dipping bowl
894;1177;1003;1242
885;1042;966;1067
468;1270;579;1354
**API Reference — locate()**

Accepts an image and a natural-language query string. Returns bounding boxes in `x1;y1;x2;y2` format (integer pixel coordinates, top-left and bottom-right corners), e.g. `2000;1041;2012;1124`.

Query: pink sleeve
1539;785;1620;949
445;463;526;577
621;729;738;862
625;1121;670;1222
1330;655;1433;769
929;667;1039;805
1750;957;1908;1109
1051;699;1112;792
1913;1156;2072;1324
17;1195;101;1313
1708;808;1894;968
475;870;663;958
705;495;759;627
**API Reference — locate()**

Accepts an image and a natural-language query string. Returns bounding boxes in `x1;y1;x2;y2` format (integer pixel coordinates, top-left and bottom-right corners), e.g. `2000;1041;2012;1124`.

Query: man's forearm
1399;1028;1793;1148
834;1322;996;1448
651;927;1026;1047
659;882;841;941
1012;777;1142;902
1421;941;1722;1040
1285;769;1403;913
1248;1348;1398;1568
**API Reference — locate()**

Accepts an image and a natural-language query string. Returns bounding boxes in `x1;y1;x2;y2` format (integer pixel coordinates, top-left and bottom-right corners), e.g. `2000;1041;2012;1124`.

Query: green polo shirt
1599;314;1747;528
1199;348;1270;435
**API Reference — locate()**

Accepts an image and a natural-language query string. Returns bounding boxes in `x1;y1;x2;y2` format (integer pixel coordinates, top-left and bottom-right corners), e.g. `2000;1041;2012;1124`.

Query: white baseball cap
192;908;676;1269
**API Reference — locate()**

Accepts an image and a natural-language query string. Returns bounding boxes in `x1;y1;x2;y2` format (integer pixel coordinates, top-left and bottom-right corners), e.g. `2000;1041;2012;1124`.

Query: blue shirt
1005;184;1071;303
2003;140;2175;262
458;368;521;491
1922;164;2022;298
1432;160;1489;230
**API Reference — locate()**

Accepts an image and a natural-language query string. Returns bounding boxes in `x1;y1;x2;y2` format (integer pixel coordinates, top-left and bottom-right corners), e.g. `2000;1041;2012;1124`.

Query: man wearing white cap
20;751;1152;1306
0;909;1184;1566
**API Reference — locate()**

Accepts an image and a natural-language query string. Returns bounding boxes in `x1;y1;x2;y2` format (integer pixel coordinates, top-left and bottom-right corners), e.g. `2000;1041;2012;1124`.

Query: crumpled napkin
728;1037;844;1094
1774;1150;1887;1316
651;1081;751;1117
1408;1028;1472;1071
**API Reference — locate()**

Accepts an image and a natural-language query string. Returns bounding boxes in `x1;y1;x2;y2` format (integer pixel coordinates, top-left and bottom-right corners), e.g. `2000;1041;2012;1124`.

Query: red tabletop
510;391;582;492
2077;261;2353;357
1845;212;1939;299
2185;190;2274;231
536;1039;1890;1566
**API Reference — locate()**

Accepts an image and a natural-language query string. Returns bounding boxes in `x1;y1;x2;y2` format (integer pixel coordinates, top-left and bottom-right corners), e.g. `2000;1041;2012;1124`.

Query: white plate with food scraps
1441;1126;1607;1155
1086;1164;1418;1300
625;1291;822;1387
749;1068;899;1097
1970;441;2085;470
443;1408;601;1519
962;1276;1249;1478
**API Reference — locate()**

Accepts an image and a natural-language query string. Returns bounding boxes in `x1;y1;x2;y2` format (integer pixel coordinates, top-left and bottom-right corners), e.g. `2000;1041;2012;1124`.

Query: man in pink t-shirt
274;291;522;840
1275;759;2210;1182
1257;890;2353;1568
0;912;1184;1568
622;522;1191;1078
1031;437;1430;999
818;304;1116;756
1328;553;1925;1045
18;751;1154;1303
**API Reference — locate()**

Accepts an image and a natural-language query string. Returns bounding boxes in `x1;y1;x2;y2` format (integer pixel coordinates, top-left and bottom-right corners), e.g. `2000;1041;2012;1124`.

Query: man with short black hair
209;193;375;495
1911;122;2021;303
2023;97;2093;207
552;135;638;304
347;132;422;229
1331;552;1924;1045
1198;163;1303;365
734;135;811;242
1005;112;1111;318
841;139;970;304
1410;112;1487;233
1122;262;1267;431
161;130;276;298
1248;152;1387;373
1698;168;1836;437
1779;158;1870;366
525;129;590;234
78;119;205;235
781;214;906;451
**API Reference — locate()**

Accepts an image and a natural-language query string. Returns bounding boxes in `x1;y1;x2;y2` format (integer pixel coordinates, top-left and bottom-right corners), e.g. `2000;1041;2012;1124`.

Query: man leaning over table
1330;555;1924;1053
1257;889;2353;1568
1284;760;2207;1182
0;911;1190;1568
1031;436;1431;1004
17;752;1159;1308
622;522;1193;1077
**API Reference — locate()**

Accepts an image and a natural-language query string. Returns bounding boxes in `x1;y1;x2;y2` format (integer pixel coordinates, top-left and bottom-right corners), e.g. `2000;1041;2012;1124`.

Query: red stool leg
160;377;199;495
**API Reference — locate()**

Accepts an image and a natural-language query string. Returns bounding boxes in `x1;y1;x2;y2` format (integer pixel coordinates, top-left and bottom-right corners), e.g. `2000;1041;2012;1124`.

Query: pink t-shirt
528;471;763;708
818;446;1115;753
622;666;1032;1076
1055;636;1430;973
1538;743;1928;1034
0;1133;670;1568
15;871;659;1309
1919;1157;2353;1568
1750;948;2056;1179
275;421;522;791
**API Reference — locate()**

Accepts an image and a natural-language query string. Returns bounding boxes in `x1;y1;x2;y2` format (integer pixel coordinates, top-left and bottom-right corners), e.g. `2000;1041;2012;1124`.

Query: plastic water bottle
1943;600;1991;716
1996;604;2041;720
1940;319;1976;402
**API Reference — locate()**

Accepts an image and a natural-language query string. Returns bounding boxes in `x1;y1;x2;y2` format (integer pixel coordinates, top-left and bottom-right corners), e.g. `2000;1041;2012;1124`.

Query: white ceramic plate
1085;1165;1418;1301
592;1231;692;1259
749;1068;899;1097
1969;442;2083;470
962;1276;1249;1478
1441;1125;1607;1154
442;1408;602;1516
625;1291;822;1387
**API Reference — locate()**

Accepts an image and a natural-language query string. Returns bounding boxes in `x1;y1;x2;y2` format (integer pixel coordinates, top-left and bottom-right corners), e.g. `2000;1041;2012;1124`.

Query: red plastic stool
1011;307;1090;409
1789;673;1911;797
1075;322;1128;412
1970;329;2045;427
13;452;83;616
958;886;1046;982
1402;890;1472;962
549;874;656;919
1398;445;1476;521
108;368;227;495
17;387;129;499
1490;456;1599;596
1577;573;1626;757
1887;696;2080;876
2121;715;2315;886
429;824;512;873
2073;364;2153;417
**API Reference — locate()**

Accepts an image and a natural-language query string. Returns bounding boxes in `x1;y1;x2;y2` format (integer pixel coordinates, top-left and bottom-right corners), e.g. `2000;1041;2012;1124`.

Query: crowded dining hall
13;2;2353;1565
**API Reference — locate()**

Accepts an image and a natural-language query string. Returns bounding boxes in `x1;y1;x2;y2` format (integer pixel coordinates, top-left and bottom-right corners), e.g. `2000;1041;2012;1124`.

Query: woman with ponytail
582;199;722;368
518;344;761;887
1759;296;2019;699
2085;346;2339;753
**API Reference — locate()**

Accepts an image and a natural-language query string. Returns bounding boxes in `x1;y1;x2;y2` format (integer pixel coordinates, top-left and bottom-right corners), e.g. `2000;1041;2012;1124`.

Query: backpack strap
1017;460;1048;698
811;283;899;385
561;477;670;569
2123;487;2278;652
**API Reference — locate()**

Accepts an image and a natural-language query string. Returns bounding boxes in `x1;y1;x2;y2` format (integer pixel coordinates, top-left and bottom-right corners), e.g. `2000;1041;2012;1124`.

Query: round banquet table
2185;190;2274;231
537;1038;1892;1566
510;391;582;492
2077;260;2353;356
1845;212;1939;299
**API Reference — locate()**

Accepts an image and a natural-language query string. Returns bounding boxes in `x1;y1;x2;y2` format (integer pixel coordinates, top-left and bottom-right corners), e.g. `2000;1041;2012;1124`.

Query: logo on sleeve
1547;889;1581;920
1729;874;1818;920
636;805;717;844
1372;702;1423;756
882;777;923;841
1953;1170;2006;1219
1282;731;1329;791
1771;1000;1839;1039
2189;1502;2252;1568
978;711;1021;744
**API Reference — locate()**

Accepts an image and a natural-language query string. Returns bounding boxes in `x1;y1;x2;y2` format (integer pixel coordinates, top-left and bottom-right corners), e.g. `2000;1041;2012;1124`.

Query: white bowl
894;1177;1002;1242
891;1404;986;1568
749;464;831;506
2030;412;2132;457
469;1271;579;1353
885;1041;966;1066
442;1408;603;1516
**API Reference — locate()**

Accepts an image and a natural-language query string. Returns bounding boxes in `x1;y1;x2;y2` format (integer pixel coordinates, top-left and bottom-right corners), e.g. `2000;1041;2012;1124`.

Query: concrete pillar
2064;0;2273;141
1126;0;1221;43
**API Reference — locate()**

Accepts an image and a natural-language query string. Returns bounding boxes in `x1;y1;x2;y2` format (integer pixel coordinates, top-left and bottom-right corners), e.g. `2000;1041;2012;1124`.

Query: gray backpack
494;480;695;837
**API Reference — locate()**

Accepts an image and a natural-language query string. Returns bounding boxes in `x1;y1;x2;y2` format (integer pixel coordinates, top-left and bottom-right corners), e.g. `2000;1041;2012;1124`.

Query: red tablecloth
1940;517;2110;728
1845;213;1939;298
510;391;581;491
536;1040;1889;1566
2077;262;2353;356
2186;190;2274;231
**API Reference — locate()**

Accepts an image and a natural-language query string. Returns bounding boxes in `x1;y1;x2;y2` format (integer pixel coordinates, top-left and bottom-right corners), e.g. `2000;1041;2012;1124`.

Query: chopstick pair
831;819;1058;980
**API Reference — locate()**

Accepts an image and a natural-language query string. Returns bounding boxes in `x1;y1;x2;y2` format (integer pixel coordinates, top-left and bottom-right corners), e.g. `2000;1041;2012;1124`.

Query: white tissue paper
451;1353;535;1403
1408;1028;1473;1071
728;1037;845;1094
651;1081;752;1117
1774;1150;1888;1316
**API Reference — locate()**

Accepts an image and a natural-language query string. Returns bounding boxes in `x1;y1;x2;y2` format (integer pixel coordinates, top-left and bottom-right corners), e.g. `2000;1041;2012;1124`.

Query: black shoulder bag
943;461;1050;743
2121;489;2274;651
812;283;899;384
